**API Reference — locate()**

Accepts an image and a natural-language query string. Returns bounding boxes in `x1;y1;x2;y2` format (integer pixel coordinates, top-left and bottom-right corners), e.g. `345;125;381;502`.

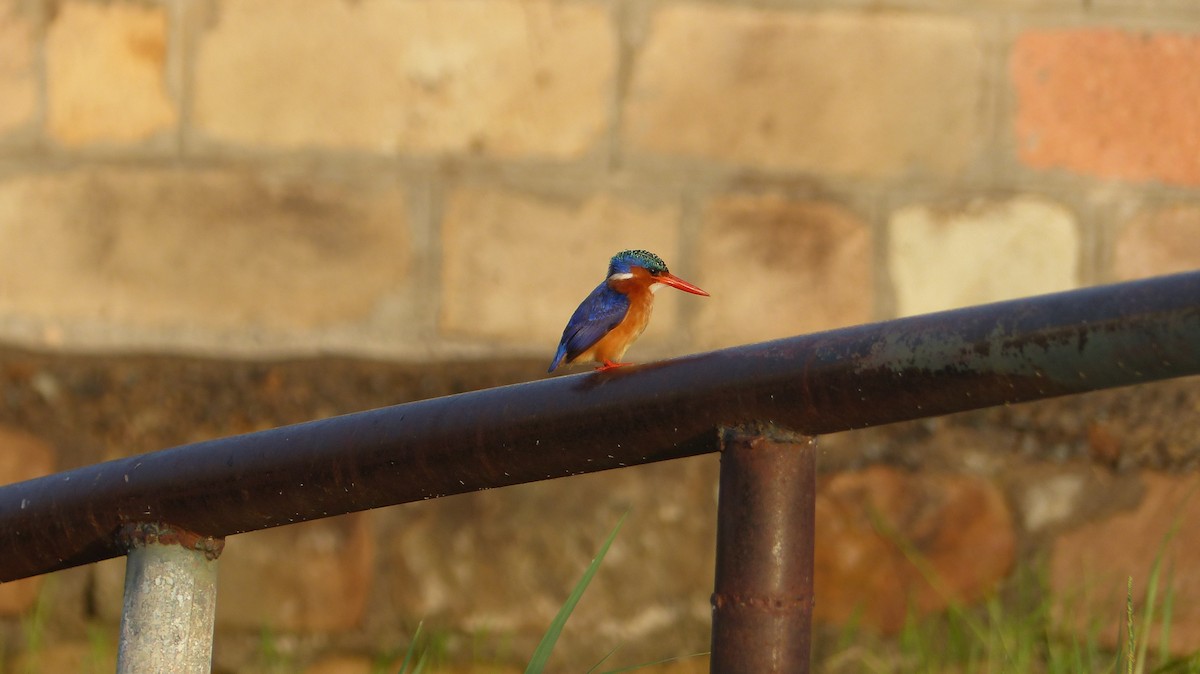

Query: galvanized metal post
116;523;223;674
711;426;816;674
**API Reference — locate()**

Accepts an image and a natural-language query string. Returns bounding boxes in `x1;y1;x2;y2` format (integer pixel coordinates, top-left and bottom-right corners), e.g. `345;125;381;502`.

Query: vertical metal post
116;523;223;674
710;426;816;674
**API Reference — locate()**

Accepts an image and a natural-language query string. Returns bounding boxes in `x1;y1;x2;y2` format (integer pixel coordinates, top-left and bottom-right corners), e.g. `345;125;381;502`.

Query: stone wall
1;0;1199;671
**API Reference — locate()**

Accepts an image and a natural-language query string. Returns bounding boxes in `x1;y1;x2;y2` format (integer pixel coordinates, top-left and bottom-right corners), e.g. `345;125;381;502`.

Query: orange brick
1012;29;1200;185
815;467;1015;633
1052;473;1200;654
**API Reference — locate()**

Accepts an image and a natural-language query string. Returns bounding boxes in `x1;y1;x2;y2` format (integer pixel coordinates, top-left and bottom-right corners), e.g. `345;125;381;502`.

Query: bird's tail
547;344;568;373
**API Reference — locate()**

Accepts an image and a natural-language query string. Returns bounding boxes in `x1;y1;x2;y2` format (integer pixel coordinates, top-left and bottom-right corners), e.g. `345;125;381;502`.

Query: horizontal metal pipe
1;271;1199;582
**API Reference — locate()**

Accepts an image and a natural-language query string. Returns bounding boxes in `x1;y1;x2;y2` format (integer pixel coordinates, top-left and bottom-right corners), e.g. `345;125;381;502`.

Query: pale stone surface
217;514;375;631
1052;472;1200;653
46;1;176;146
813;466;1016;633
1012;29;1200;185
0;4;37;136
693;194;873;349
623;7;984;177
440;187;684;356
889;197;1079;316
0;426;55;615
0;168;411;344
195;0;614;156
1114;206;1200;280
1020;472;1085;532
380;456;717;668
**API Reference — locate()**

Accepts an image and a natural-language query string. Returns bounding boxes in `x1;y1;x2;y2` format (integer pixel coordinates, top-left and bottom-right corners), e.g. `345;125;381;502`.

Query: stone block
1114;206;1200;280
379;456;717;668
217;514;375;632
888;196;1079;316
0;3;37;137
693;194;874;349
1012;29;1200;186
1019;472;1085;533
46;1;177;146
1051;472;1200;654
623;6;984;177
194;0;614;157
814;466;1016;633
439;187;684;358
0;168;411;348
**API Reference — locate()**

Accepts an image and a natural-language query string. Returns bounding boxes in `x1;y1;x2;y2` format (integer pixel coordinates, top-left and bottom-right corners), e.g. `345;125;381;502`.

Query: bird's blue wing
547;283;630;372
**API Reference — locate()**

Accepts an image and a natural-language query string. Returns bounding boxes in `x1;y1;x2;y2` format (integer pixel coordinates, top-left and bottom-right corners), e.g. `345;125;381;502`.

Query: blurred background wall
0;0;1199;671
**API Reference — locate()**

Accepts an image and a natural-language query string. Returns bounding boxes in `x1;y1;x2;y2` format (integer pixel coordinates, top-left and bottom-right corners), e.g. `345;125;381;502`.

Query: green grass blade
1139;560;1163;674
600;651;710;673
397;621;424;674
1128;576;1137;674
1159;565;1177;666
586;644;623;674
525;512;628;674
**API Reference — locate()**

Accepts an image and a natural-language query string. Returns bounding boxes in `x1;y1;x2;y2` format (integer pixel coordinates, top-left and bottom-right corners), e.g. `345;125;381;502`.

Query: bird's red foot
595;360;632;372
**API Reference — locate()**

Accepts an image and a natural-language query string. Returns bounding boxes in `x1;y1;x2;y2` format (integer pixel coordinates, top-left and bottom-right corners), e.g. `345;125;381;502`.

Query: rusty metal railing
1;270;1199;673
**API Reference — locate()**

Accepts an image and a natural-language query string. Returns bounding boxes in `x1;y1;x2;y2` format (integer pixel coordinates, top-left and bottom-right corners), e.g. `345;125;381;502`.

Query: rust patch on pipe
118;522;225;561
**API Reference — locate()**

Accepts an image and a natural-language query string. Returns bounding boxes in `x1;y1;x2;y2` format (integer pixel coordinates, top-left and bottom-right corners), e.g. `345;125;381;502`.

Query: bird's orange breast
575;280;655;364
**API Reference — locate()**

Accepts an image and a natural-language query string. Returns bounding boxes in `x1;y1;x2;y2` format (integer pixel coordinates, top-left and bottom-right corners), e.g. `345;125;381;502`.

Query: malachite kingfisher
547;249;709;373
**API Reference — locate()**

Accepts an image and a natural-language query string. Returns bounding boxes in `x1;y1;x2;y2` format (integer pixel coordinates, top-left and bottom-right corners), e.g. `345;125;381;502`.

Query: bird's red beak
659;273;709;296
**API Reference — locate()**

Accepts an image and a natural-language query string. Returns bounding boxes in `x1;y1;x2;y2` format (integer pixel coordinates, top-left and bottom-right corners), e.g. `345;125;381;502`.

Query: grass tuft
524;512;627;674
395;621;429;674
824;503;1200;674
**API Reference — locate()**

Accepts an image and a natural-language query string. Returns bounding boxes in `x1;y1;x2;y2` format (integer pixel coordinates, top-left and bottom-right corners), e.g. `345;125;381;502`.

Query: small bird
548;249;709;372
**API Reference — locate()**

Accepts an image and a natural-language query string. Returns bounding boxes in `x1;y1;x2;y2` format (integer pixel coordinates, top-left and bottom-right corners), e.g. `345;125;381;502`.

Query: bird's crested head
608;249;668;278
